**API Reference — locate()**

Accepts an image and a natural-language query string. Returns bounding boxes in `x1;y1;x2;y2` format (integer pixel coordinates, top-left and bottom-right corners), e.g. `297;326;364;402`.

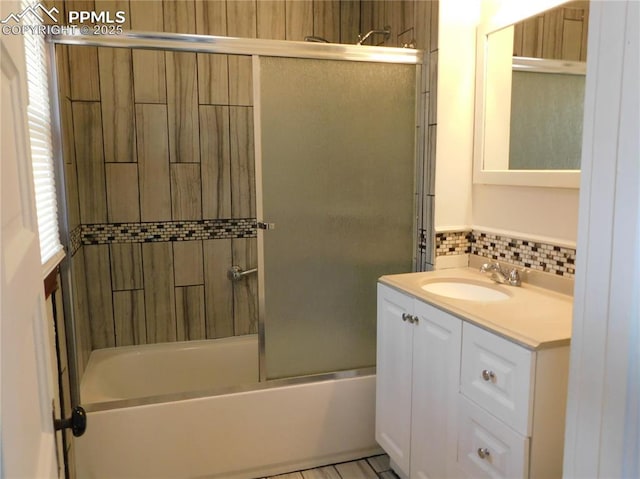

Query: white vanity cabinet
376;280;571;479
376;283;462;479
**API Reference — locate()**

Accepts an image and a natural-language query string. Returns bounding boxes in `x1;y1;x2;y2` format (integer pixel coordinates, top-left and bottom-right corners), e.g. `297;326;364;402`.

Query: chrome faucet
480;261;521;286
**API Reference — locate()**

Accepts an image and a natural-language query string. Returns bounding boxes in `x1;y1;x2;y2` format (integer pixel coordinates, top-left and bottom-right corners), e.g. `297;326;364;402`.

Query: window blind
22;1;64;276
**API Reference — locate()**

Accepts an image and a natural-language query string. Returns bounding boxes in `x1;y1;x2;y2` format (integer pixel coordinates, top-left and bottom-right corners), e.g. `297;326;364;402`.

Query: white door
1;0;59;476
411;301;462;479
376;284;414;477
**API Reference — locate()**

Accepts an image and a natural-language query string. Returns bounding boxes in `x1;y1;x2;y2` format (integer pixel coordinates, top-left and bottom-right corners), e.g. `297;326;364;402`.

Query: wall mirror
473;0;589;188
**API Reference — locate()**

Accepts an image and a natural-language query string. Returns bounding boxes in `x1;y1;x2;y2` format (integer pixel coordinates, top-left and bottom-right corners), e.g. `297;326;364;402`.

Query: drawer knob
477;447;491;459
481;369;496;381
401;313;419;324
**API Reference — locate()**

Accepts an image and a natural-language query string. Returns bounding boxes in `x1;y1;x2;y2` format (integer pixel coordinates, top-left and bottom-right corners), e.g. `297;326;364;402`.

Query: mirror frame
473;0;581;188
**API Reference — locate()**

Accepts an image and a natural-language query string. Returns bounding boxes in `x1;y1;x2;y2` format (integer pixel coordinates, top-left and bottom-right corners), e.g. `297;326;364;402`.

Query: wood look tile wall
513;1;589;62
59;0;432;356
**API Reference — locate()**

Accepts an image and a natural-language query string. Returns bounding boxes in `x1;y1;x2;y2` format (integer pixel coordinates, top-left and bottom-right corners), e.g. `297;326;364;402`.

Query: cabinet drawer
461;323;535;435
457;395;529;479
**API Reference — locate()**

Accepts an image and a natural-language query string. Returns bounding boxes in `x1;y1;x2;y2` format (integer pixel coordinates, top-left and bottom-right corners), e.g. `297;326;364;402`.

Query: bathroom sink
421;280;510;302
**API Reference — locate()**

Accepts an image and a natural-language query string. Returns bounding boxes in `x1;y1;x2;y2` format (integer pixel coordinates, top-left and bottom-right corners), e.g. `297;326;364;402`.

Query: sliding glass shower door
258;57;417;380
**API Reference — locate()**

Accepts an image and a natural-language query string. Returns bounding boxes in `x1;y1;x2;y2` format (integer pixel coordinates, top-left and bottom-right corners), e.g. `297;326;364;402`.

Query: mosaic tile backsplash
436;230;576;277
81;219;256;245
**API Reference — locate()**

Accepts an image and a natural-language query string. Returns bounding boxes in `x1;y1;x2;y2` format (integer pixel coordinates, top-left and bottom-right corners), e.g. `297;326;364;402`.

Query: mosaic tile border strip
472;231;576;277
69;225;82;255
435;229;577;277
435;231;472;256
80;218;257;246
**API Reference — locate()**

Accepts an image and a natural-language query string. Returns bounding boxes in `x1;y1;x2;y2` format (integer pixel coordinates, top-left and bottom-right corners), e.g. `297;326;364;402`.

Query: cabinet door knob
477;447;491;459
402;312;410;322
411;315;419;325
481;369;496;381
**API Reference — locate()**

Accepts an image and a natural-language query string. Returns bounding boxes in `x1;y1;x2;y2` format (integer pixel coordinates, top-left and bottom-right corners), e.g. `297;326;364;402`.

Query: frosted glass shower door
258;57;416;380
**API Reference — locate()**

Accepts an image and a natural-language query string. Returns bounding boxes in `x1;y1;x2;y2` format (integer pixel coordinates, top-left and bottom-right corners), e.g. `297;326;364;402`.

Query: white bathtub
76;335;380;478
81;335;259;404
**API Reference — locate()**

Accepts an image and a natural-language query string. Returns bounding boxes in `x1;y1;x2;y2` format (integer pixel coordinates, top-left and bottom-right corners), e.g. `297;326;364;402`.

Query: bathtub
81;335;259;403
75;335;380;478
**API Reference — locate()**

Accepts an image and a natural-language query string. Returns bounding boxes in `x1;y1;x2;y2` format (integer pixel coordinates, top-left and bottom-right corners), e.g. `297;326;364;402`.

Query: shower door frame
47;30;423;409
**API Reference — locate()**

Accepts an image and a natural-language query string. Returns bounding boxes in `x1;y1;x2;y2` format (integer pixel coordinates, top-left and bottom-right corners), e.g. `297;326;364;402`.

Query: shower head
357;27;391;46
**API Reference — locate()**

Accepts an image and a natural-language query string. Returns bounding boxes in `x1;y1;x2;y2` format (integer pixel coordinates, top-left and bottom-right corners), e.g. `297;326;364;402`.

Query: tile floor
262;454;400;479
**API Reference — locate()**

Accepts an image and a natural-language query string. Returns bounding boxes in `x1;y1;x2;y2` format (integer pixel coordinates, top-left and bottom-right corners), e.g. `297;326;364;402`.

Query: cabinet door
376;284;414;476
411;300;462;479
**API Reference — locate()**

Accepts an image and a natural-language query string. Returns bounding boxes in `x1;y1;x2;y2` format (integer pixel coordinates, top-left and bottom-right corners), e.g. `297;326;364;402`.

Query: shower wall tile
84;245;115;349
166;52;200;163
60;97;75;164
286;0;313;41
360;0;387;45
203;239;234;338
430;0;439;51
428;50;438;125
130;0;163;30
55;44;71;99
106;163;140;223
195;0;227;36
414;0;431;52
542;11;563;60
200;105;232;219
163;0;196;34
228;55;254;106
227;1;257;38
130;2;166;104
94;0;131;28
113;290;146;346
197;54;229;105
68;46;100;101
110;243;143;291
136;104;172;221
132;50;167;104
230;107;256;219
73;102;107;224
340;1;360;44
71;249;91;377
64;155;81;232
427;125;437;195
173;240;205;286
98;47;137;163
257;1;286;40
170;163;202;220
176;286;206;341
314;1;340;44
231;238;258;335
142;242;177;343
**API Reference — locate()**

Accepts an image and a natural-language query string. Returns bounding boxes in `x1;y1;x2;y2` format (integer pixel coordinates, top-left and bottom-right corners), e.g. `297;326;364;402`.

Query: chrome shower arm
357;27;391;46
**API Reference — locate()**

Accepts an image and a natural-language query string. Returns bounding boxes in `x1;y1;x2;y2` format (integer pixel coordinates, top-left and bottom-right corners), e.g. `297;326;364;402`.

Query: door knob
54;406;87;437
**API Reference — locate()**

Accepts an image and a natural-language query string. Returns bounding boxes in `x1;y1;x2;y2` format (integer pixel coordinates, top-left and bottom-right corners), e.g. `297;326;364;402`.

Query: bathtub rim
82;366;376;413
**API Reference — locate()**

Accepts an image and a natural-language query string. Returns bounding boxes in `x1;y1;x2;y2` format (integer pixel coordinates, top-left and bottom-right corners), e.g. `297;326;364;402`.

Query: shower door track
46;30;422;64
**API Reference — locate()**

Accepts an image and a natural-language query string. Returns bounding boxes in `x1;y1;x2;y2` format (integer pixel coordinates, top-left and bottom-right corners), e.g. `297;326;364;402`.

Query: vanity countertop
379;267;573;350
